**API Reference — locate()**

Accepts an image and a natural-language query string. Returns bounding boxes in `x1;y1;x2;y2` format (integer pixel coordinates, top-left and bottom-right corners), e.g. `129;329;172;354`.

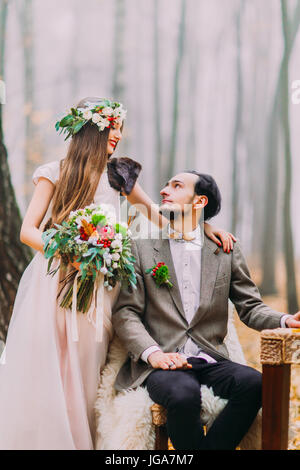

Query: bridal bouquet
42;203;137;314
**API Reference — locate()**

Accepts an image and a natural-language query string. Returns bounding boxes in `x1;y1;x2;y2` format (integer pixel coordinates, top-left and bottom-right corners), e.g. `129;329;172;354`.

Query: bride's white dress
0;161;122;450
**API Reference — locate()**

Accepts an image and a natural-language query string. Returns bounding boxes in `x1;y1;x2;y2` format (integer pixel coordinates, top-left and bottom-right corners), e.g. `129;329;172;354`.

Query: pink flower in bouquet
98;225;115;239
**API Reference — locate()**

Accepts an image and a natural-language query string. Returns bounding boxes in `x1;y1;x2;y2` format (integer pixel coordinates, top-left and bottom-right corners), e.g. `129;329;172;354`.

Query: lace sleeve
107;157;142;195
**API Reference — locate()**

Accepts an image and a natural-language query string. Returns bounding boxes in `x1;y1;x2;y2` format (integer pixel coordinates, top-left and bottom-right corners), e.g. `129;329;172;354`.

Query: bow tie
168;231;196;242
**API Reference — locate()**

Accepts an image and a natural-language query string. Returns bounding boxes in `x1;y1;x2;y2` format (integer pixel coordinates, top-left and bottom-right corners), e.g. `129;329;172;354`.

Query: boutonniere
145;262;173;288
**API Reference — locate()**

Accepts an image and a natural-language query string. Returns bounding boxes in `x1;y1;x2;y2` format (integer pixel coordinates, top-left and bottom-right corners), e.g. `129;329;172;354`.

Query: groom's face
159;172;199;219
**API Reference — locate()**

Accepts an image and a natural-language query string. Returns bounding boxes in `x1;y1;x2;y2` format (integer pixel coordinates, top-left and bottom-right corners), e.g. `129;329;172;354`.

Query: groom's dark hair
185;171;221;221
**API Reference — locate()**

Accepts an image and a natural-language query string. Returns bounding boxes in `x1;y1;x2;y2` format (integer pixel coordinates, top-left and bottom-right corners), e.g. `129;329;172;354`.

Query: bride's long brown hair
46;97;110;229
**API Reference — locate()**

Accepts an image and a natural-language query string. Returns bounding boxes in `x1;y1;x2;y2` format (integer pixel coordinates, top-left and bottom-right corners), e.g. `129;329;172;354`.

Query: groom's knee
167;382;201;413
234;366;262;402
146;370;201;412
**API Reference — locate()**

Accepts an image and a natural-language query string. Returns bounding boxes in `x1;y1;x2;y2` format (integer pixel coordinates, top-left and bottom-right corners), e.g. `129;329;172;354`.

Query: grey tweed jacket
112;230;285;391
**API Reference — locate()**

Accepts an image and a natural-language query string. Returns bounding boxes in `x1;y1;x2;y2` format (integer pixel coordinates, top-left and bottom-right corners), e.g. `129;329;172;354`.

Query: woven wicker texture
151;403;167;426
260;328;300;365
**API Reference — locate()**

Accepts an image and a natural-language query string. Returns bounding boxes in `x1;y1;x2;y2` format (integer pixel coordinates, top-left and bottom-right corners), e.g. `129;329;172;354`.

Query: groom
112;171;300;450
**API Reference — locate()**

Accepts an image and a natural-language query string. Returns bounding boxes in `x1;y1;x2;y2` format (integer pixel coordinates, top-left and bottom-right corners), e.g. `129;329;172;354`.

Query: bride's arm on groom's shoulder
112;239;160;362
204;222;237;253
20;177;55;254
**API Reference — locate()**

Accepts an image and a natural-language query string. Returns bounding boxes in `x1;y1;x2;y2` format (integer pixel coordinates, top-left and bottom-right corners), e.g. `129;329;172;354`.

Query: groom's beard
159;198;194;220
159;198;195;229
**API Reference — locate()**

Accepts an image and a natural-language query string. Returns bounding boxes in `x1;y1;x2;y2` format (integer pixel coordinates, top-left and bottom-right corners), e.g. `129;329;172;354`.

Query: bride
0;96;235;450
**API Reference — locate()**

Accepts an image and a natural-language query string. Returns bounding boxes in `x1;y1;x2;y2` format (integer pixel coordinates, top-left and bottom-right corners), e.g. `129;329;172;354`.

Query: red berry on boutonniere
145;262;173;288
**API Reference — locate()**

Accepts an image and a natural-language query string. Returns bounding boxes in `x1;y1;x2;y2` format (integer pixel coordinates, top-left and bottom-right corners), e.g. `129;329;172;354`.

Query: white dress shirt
141;225;291;364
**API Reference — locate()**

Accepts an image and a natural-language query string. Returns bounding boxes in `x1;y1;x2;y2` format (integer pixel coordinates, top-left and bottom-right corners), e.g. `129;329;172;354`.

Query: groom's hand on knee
148;351;193;370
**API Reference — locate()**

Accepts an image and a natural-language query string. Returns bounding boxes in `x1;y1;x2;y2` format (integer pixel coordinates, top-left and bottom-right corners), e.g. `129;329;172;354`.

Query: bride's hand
204;222;236;253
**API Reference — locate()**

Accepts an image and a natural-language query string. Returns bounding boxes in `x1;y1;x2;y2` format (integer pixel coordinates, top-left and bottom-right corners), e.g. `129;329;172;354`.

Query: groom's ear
193;195;208;210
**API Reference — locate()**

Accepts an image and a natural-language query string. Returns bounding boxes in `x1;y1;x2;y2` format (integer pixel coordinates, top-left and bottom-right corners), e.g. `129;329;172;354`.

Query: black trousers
144;357;262;450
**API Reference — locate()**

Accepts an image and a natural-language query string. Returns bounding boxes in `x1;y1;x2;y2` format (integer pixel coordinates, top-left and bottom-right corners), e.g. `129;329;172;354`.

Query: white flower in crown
112;106;122;117
92;113;101;123
112;253;120;261
102;107;114;116
83;110;93;120
97;118;110;130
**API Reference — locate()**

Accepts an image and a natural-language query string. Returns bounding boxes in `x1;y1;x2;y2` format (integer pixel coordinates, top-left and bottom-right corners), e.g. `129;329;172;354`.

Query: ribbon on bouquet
71;271;105;343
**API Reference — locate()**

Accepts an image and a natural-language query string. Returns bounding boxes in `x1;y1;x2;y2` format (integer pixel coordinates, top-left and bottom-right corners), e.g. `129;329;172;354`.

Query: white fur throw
94;305;262;450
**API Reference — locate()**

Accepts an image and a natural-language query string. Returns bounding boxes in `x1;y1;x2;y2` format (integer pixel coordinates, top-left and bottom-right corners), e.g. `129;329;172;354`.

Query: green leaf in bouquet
115;223;127;238
92;214;107;227
82;247;98;258
47;256;55;274
47;240;59;258
80;263;88;280
42;229;57;253
125;263;135;274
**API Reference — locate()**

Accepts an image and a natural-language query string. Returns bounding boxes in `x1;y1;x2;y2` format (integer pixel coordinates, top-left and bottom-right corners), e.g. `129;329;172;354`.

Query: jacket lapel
153;232;187;323
189;236;221;328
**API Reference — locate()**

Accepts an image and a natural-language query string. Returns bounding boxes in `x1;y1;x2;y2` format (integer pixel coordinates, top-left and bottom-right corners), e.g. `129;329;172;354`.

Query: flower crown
55;98;127;140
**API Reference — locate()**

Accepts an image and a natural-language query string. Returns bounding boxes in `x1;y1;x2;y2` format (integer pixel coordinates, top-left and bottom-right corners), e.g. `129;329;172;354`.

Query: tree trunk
153;0;163;193
185;0;199;171
259;74;281;295
17;0;41;205
112;0;126;100
280;0;299;313
231;0;245;235
112;0;127;153
167;0;187;179
0;1;33;341
260;0;300;297
0;0;8;84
